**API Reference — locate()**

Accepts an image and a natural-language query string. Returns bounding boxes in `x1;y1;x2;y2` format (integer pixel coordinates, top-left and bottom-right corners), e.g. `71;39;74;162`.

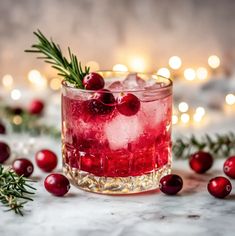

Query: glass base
63;163;171;195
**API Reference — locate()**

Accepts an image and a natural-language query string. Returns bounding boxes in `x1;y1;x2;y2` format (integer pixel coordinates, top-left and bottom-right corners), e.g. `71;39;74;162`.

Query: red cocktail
62;72;172;194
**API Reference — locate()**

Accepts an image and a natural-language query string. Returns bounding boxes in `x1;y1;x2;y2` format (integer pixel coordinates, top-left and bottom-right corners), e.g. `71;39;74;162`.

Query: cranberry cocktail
62;72;172;194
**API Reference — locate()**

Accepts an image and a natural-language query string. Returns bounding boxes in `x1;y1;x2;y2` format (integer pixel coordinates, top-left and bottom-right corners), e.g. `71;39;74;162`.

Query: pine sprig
25;30;90;88
0;165;36;216
173;132;235;159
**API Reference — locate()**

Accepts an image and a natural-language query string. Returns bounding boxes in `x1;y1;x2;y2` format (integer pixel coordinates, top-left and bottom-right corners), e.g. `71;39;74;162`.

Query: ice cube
108;81;124;90
144;79;163;90
140;99;168;127
123;73;145;89
104;115;143;150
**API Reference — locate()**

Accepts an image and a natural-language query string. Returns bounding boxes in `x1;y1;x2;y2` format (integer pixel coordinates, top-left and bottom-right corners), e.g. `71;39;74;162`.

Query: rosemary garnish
173;132;235;159
0;165;36;216
25;30;90;88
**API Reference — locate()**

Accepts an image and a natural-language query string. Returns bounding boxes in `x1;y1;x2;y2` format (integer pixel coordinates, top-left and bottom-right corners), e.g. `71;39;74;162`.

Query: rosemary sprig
173;132;235;159
0;165;36;216
25;30;90;88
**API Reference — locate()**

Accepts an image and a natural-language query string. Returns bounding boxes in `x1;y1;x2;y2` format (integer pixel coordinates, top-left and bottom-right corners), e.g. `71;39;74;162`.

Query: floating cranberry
83;72;105;90
223;156;235;179
87;89;115;115
116;93;140;116
207;176;232;198
28;99;44;115
35;149;57;172
159;174;183;195
12;158;34;177
0;122;6;134
189;151;213;174
44;173;70;196
0;142;11;163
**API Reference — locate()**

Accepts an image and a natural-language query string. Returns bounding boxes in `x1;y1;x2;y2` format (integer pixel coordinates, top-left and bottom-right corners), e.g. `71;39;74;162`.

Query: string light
181;113;190;124
2;74;14;88
193;113;203;123
225;94;235;105
184;68;196;81
50;78;61;91
178;102;189;113
12;115;23;125
112;64;128;72
168;56;182;70
196;67;208;80
11;89;21;100
28;69;47;88
208;55;220;69
129;57;146;72
86;61;100;71
172;115;178;125
196;106;206;116
157;68;171;78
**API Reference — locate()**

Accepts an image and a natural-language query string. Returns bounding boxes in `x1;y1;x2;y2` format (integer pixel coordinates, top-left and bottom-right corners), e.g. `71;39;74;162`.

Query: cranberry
207;176;232;198
35;149;57;172
223;156;235;179
11;107;24;115
0;142;11;163
0;122;6;134
87;89;115;115
116;93;140;116
44;173;70;196
12;158;34;177
189;151;213;174
159;174;183;195
83;72;105;90
28;99;44;115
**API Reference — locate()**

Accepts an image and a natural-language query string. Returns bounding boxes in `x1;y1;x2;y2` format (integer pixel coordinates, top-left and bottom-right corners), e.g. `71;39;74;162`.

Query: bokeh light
196;67;208;80
208;55;220;69
184;68;196;81
157;67;171;78
178;102;189;112
168;56;182;70
112;64;128;72
11;89;21;100
225;94;235;105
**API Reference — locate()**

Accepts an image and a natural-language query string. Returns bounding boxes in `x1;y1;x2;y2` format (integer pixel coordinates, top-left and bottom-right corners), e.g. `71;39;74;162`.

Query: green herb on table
173;132;235;159
0;165;36;216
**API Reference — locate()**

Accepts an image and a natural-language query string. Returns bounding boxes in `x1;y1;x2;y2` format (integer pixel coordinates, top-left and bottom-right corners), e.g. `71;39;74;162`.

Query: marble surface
0;136;235;236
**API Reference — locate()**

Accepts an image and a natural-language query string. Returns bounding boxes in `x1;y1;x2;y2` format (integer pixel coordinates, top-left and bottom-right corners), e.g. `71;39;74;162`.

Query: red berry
35;149;57;172
116;93;140;116
0;122;6;134
44;173;70;196
83;72;105;90
189;151;213;174
87;89;115;115
223;156;235;179
0;142;11;163
12;158;34;177
159;174;183;195
28;99;44;115
11;107;24;115
207;176;232;198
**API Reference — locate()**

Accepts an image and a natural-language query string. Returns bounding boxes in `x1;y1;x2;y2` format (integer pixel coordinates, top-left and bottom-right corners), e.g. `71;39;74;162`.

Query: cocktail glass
62;71;172;194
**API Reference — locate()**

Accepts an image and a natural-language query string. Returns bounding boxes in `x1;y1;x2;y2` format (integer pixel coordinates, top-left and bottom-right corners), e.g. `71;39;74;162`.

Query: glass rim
61;71;173;93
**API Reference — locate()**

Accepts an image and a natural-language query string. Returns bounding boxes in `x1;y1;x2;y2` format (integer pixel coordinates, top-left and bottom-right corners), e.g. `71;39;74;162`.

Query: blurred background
0;0;235;77
0;0;235;134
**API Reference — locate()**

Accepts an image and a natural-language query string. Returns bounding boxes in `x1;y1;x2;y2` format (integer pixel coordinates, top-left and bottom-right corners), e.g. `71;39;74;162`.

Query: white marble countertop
0;135;235;236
